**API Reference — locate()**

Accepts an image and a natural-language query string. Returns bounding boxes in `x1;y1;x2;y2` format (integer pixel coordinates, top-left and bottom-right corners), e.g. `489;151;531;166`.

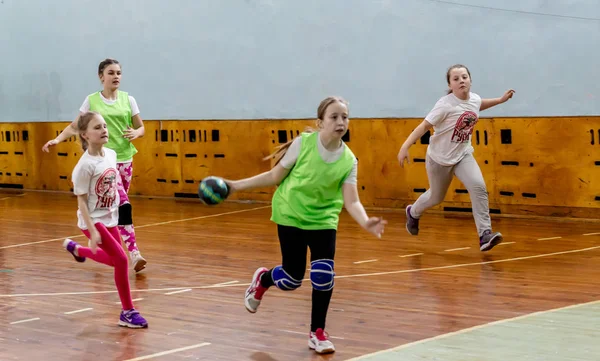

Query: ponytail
79;135;89;151
263;126;318;167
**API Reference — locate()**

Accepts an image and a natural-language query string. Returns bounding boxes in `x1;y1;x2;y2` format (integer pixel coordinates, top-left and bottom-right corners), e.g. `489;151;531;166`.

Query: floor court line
116;298;144;304
0;205;271;250
123;342;211;361
444;247;470;252
354;259;378;264
9;318;40;325
0;282;246;298
64;308;93;315
164;289;192;295
0;235;84;250
334;245;600;280
213;280;239;286
2;244;599;298
399;253;423;258
0;194;25;201
134;205;271;228
345;299;600;360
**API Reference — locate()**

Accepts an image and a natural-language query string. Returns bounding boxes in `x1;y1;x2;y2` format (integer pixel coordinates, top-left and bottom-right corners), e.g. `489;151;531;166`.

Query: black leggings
260;224;336;332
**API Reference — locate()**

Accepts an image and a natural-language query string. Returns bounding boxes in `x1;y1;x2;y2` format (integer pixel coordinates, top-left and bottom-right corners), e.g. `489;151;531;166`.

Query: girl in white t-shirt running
62;111;148;328
397;64;515;252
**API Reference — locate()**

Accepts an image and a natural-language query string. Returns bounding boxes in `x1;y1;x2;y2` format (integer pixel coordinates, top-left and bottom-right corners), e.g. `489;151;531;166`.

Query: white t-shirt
79;92;140;116
425;92;482;166
279;133;358;184
72;148;120;230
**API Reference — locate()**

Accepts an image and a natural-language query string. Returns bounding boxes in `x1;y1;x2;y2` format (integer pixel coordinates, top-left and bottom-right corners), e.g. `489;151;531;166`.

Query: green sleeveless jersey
88;91;137;162
271;132;355;230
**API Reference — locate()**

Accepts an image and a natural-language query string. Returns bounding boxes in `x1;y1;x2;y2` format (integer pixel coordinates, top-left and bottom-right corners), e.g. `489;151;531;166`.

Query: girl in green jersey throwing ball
223;96;387;354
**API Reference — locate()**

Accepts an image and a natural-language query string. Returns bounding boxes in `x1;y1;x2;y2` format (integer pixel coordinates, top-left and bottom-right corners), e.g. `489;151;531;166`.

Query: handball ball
198;176;229;205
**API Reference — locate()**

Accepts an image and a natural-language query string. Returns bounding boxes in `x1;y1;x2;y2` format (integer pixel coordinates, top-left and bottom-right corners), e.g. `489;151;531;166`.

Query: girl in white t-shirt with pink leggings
397;64;515;251
62;111;148;328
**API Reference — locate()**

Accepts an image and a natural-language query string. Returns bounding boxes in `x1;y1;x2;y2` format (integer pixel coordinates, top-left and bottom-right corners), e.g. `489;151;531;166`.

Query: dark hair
446;64;471;94
77;111;101;151
98;58;120;76
264;96;349;167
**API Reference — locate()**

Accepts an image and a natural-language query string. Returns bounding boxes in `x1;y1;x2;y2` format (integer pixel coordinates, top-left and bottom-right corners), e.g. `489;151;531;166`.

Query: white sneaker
308;328;335;354
130;250;147;272
244;267;269;313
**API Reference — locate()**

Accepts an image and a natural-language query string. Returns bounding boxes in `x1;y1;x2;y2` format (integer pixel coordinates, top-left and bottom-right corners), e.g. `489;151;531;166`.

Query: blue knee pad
272;265;302;291
310;259;335;291
118;203;133;226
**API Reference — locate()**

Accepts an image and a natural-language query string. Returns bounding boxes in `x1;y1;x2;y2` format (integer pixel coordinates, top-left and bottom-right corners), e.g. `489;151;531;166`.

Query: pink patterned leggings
116;162;138;253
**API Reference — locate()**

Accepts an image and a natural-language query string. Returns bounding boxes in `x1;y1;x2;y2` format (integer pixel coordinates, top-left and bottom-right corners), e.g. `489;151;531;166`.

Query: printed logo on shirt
451;111;478;143
95;168;117;209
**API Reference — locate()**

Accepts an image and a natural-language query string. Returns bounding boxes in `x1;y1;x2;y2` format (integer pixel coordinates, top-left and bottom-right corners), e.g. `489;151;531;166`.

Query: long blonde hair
77;111;101;151
263;96;349;167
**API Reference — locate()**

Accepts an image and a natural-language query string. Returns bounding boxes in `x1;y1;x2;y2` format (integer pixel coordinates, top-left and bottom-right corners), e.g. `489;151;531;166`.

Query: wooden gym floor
1;191;599;360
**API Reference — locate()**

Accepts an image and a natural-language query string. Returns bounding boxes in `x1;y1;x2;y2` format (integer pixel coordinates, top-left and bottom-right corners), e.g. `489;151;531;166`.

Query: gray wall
1;0;598;122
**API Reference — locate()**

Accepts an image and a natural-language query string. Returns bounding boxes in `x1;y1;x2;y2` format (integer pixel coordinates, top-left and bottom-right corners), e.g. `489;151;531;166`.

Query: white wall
1;0;598;122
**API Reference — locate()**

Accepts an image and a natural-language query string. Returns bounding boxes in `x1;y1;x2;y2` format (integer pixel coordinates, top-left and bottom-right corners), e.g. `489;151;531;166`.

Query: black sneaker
405;205;419;235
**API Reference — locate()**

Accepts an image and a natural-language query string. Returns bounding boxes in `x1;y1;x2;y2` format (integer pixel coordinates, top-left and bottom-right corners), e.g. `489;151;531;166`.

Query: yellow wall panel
1;116;599;218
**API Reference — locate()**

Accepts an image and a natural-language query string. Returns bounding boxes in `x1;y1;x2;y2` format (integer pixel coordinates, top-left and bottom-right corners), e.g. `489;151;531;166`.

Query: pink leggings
78;223;134;310
116;162;138;253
